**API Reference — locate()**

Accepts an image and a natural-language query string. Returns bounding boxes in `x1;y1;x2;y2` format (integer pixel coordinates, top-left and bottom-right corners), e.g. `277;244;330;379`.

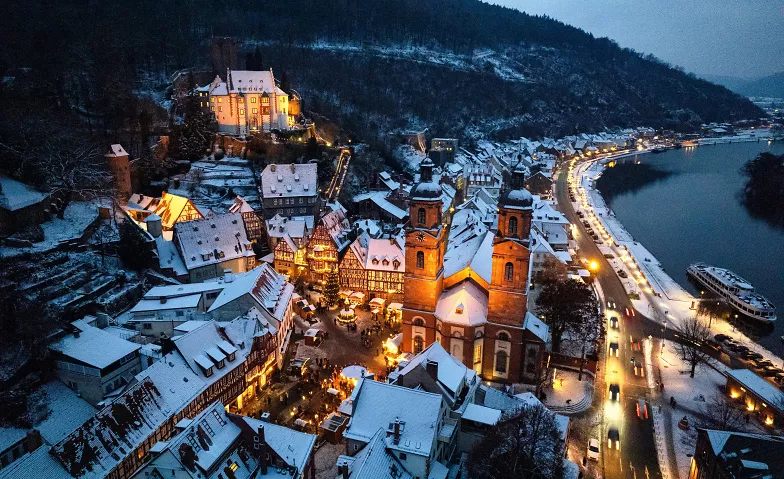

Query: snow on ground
543;368;593;413
393;144;426;173
0;201;99;258
312;441;342;479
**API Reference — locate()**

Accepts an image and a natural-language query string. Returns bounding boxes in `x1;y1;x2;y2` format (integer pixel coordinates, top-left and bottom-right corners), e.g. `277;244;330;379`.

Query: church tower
403;159;447;312
487;167;533;325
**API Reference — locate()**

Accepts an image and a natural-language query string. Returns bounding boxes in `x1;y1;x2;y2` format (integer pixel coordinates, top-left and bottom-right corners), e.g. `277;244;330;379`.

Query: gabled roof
318;208;352;252
443;209;493;283
344;379;443;457
34;381;97;445
523;312;550;343
128;192;204;230
208;263;294;324
396;342;475;396
726;369;784;413
338;428;413;479
172;320;252;381
267;214;308;239
0;175;49;212
435;280;488;327
227;195;255;214
348;232;405;272
50;320;140;369
227;69;276;94
236;416;317;477
174;213;254;271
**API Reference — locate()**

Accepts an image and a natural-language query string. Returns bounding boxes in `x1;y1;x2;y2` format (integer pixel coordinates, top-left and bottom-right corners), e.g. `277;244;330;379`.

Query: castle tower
105;144;131;205
403;159;447;312
487;167;533;325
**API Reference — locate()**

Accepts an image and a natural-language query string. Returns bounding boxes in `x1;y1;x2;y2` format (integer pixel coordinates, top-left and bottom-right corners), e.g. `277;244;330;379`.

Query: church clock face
416;232;426;242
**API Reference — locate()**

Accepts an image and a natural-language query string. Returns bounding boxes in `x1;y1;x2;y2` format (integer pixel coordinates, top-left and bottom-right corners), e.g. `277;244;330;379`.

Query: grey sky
492;0;784;79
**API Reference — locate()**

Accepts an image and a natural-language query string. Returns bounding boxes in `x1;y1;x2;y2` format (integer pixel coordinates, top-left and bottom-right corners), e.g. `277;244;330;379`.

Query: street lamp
589;260;599;272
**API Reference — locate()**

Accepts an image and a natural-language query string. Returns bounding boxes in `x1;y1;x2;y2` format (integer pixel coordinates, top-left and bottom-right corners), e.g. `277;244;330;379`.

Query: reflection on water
595;141;784;350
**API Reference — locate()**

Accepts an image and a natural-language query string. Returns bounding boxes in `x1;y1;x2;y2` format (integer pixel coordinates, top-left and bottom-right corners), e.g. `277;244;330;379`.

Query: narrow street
325;148;351;201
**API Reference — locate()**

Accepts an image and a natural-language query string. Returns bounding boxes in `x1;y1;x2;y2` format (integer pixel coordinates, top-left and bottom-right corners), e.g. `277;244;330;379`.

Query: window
219;106;223;112
399;453;407;460
473;344;482;363
508;216;518;236
252;108;258;114
251;97;257;103
211;106;215;112
217;98;222;103
413;336;424;354
175;311;185;317
416;251;424;269
497;332;510;342
417;208;426;226
211;97;215;102
495;350;508;374
504;262;514;281
413;318;425;327
239;109;245;115
143;323;152;330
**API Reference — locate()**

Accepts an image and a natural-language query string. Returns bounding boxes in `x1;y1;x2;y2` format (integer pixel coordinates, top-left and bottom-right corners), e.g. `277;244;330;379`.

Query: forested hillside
0;0;764;152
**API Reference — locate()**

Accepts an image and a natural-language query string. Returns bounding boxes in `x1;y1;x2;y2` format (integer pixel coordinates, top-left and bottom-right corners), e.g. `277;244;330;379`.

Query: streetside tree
535;278;600;353
675;315;712;378
467;403;565;479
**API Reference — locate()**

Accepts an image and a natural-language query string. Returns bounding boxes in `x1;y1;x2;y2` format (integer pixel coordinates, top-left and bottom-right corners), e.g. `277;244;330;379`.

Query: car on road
636;399;649;419
761;366;783;377
617;269;628;278
630;337;641;351
609;383;621;401
714;334;730;342
753;359;774;368
609;316;619;329
587;438;600;460
606;298;617;310
740;350;762;360
634;361;645;376
625;307;636;318
608;428;620;450
604;253;615;259
704;340;721;352
609;342;620;357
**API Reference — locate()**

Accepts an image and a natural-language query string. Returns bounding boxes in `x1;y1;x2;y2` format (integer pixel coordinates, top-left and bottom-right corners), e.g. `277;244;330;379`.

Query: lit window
219;106;223;112
217;98;222;103
252;108;258;114
239;109;245;115
251;97;257;103
211;106;215;112
211;97;215;102
230;463;238;472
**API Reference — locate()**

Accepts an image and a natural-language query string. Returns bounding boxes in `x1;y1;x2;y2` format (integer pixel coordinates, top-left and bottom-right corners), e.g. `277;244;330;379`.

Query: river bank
569;145;784;370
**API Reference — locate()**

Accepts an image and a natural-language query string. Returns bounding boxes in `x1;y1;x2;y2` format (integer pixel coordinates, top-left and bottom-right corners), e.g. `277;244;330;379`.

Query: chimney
160;297;168;304
425;359;438;380
73;329;80;338
270;164;276;172
339;463;350;479
255;425;268;474
393;418;401;445
25;430;42;452
290;163;296;173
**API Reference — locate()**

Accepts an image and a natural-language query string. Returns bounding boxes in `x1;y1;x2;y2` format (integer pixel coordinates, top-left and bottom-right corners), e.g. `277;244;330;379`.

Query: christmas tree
324;267;340;307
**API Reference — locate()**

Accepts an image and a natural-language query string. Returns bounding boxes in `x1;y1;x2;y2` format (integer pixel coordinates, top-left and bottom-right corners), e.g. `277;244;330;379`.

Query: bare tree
675;315;712;378
698;392;746;432
468;403;565;479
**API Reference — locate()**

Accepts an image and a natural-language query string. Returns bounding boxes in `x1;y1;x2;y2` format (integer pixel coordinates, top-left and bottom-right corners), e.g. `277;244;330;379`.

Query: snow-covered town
3;7;784;479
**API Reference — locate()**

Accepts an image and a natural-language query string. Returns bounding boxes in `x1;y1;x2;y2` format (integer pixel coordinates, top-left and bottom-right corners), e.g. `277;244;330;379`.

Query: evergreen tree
170;98;216;161
279;70;291;93
117;220;152;271
324;267;340;307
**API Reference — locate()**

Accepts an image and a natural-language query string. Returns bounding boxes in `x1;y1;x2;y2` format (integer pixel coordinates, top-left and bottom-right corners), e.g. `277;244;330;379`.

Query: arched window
413;318;425;327
497;332;510;342
417;208;427;226
495;350;508;374
504;262;514;281
508;216;518;236
414;336;424;354
416;251;425;269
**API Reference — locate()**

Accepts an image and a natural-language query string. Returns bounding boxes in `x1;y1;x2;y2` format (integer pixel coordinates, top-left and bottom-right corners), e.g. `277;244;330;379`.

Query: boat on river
687;263;776;323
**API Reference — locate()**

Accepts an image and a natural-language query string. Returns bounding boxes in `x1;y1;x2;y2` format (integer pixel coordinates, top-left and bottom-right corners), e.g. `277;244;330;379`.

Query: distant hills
0;0;766;148
704;72;784;98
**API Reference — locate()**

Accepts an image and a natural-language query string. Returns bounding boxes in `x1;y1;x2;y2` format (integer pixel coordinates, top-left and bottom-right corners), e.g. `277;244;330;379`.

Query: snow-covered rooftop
396;342;475;396
443;209;492;283
348;232;405;273
462;403;501;425
0;175;49;212
344;379;443;457
238;416;317;477
174;212;254;270
34;381;97;445
523;312;550;343
50;320;141;369
434;281;488;327
726;369;784;413
260;163;318;199
337;428;413;479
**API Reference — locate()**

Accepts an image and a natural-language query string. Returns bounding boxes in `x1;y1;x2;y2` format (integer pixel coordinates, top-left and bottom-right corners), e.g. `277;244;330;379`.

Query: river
595;140;784;351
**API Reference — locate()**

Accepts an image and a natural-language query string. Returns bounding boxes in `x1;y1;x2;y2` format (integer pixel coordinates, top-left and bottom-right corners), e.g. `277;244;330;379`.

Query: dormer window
455;303;464;314
372;258;379;265
227;352;236;362
382;259;389;266
393;259;400;270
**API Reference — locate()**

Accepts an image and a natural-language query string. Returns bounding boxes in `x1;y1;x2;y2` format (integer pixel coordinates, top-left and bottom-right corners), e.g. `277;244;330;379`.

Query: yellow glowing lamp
589;261;599;272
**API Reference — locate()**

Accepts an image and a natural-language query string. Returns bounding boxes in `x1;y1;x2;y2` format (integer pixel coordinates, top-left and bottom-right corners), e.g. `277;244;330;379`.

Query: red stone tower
105;144;131;205
403;159;446;312
487;167;533;325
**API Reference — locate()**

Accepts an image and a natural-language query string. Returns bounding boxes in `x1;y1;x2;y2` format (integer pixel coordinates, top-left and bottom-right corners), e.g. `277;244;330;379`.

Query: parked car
617;269;628;278
609;383;621;401
714;334;730;342
704;340;721;352
608;428;620;450
587;438;600;460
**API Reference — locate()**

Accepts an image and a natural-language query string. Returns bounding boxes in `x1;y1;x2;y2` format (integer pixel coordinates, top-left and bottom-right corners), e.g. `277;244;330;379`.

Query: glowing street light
589;260;599;272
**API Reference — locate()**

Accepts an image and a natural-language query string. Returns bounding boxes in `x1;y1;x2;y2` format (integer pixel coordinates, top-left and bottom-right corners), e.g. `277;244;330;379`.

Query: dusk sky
493;0;784;79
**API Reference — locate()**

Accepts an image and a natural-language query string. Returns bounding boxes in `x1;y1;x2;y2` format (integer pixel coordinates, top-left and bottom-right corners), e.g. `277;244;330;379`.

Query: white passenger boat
687;263;776;323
